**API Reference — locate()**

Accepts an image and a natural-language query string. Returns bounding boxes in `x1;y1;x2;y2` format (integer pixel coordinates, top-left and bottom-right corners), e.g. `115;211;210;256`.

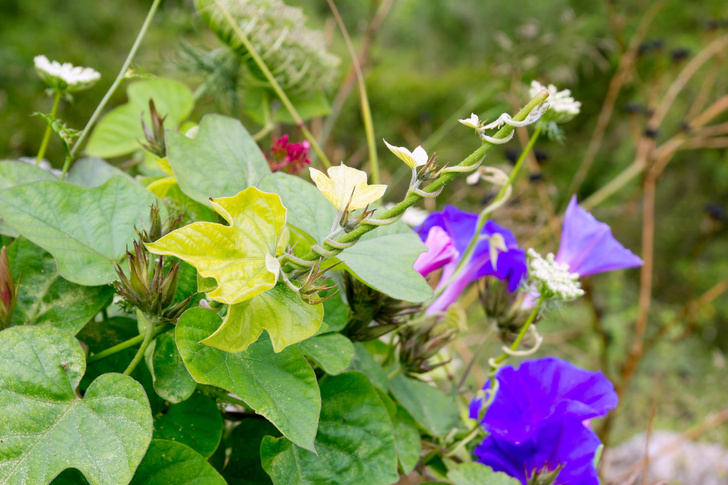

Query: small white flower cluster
527;248;584;301
528;81;581;123
34;55;100;92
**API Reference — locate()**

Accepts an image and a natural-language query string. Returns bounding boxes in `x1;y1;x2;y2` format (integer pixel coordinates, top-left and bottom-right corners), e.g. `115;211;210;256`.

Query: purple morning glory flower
470;357;617;444
474;416;601;485
413;226;458;276
555;196;642;277
415;206;527;314
470;358;616;484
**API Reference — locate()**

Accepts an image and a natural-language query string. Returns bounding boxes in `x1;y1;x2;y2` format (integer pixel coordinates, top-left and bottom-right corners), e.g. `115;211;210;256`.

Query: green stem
70;0;163;157
216;2;332;168
252;95;274;141
36;91;62;165
87;322;171;365
445;424;482;457
431;123;543;303
123;314;157;375
493;296;544;366
285;91;551;270
326;0;379;183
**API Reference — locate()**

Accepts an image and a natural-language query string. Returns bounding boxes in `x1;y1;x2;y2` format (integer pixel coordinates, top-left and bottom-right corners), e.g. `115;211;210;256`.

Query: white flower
34;55;100;92
528;80;580;123
458;113;481;129
527;248;584;301
383;140;428;169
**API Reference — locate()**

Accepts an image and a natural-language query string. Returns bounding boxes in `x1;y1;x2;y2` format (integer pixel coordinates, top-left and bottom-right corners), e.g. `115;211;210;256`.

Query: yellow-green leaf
146;187;286;305
202;283;323;353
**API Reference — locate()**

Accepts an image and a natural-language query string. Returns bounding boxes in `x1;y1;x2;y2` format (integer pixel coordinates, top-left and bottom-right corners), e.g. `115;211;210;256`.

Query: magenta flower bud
413;226;458;276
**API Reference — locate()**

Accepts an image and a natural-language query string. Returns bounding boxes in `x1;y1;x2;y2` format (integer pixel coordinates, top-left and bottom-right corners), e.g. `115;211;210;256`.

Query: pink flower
267;135;311;174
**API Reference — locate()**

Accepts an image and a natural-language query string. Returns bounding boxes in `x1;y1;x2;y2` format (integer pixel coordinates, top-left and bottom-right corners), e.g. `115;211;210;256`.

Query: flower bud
0;247;18;330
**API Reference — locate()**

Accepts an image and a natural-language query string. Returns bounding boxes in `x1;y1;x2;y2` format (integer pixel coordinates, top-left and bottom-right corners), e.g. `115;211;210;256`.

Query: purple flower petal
414;226;458;276
474;357;617;444
474;417;602;485
555;196;642;277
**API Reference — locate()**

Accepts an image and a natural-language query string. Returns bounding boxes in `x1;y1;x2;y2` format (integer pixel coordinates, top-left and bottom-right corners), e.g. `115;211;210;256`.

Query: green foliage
447;462;521;485
86;79;194;158
0;326;152;485
7;237;113;334
130;440;226;485
176;308;321;452
145;332;196;403
223;419;281;485
165;114;271;207
0;177;158;285
298;333;355;375
152;393;223;458
260;372;400;485
388;374;462;437
206;283;323;353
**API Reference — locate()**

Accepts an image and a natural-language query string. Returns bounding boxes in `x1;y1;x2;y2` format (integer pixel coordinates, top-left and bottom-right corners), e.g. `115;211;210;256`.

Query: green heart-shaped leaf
258;172;432;302
388;374;461;438
130;440;225;485
166;114;270;207
0;326;153;484
298;333;354;375
447;462;521;485
393;405;421;475
66;157;134;187
146;187;285;305
7;237;113;334
223;419;280;485
0;177;158;286
145;332;196;403
260;372;399;485
0;160;58;237
349;342;388;392
152;393;222;458
86;79;194;158
176;308;320;452
202;283;323;353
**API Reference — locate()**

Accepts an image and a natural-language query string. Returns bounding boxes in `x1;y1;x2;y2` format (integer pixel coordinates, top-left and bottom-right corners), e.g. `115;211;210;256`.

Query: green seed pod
195;0;339;94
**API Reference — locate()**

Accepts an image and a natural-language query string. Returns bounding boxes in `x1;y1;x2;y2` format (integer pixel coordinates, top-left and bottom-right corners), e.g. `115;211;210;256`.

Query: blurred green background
1;0;727;447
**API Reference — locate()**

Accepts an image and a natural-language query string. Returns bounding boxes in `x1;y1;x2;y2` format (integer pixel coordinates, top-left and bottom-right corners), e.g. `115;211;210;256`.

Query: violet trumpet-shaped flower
555;196;642;277
474;416;601;485
413;226;457;276
414;206;527;314
470;357;617;485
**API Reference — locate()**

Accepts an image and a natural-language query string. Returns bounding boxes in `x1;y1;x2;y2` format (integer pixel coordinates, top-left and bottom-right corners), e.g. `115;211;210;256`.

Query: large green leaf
447;462;520;485
145;332;196;403
166;114;270;207
66;157;134;187
348;342;388;392
0;326;152;485
146;187;285;305
130;440;225;485
258;172;334;244
176;308;320;452
152;392;222;458
393;405;421;475
203;283;323;353
388;374;461;438
258;172;431;302
86;79;194;158
223;419;281;485
298;333;354;375
7;237;113;334
0;177;158;286
0;160;58;237
338;226;432;303
260;372;399;485
0;160;57;188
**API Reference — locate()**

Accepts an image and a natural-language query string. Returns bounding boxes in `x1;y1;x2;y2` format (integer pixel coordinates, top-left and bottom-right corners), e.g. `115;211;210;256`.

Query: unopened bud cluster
527;249;584;301
140;100;167;158
398;319;456;375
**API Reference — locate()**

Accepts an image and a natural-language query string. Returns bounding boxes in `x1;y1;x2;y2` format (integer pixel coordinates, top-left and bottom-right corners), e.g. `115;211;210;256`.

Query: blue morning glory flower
415;205;527;314
474;416;601;485
555;196;642;277
470;357;617;485
470;357;617;443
